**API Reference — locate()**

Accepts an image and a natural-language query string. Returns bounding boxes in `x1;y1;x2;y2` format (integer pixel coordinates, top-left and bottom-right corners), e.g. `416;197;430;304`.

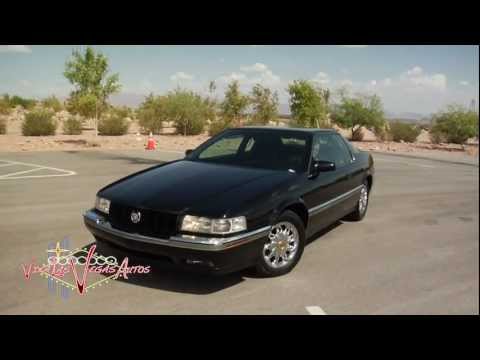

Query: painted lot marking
0;160;76;180
306;306;328;315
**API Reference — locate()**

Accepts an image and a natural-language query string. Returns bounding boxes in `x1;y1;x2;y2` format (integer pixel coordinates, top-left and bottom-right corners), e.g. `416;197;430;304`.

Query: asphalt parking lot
0;149;478;314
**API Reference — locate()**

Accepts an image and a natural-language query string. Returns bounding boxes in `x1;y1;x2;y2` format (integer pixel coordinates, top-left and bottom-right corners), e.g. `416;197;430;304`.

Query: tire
255;210;305;277
345;181;369;221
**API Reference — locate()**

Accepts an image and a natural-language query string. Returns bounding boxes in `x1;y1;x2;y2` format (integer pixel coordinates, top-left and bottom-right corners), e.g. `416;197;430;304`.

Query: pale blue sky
0;45;478;115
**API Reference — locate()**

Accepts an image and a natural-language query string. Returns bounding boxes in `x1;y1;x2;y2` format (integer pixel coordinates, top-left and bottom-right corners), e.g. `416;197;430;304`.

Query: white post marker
306;306;328;315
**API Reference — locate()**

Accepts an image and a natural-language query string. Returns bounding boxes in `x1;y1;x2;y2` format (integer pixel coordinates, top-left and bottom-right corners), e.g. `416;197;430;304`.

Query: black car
84;127;374;276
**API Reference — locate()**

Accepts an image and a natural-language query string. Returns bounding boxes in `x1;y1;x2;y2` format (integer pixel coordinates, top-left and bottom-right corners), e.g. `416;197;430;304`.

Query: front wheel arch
273;200;309;229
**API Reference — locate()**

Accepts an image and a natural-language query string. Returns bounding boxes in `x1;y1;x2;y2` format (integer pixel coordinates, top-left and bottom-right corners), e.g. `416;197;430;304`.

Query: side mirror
309;160;335;178
185;149;193;156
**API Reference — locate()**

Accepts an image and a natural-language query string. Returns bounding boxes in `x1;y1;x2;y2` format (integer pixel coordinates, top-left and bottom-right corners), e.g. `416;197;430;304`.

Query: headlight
95;196;111;214
181;215;247;235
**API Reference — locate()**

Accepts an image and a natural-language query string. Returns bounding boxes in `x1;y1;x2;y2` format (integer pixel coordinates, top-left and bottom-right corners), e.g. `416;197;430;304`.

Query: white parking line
0;163;16;168
306;306;328;315
0;159;76;180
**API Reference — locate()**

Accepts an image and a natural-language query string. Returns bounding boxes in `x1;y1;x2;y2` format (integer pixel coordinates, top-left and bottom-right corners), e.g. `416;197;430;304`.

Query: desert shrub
209;120;230;136
389;121;421;142
42;95;63;112
0;98;10;115
137;95;167;134
22;109;57;136
9;95;37;110
166;89;208;136
430;104;479;144
375;126;392;142
98;110;129;135
63;115;83;135
430;131;445;144
0;117;6;134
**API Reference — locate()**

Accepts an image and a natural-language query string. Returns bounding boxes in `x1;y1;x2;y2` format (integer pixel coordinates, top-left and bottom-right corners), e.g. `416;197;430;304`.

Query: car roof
235;126;337;133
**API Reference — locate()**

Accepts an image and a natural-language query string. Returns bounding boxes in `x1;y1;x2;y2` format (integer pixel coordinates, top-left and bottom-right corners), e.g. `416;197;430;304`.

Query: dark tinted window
192;130;311;172
312;134;351;168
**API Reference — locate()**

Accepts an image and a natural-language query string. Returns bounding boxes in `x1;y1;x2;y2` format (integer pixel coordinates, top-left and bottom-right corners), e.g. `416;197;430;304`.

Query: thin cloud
170;71;194;82
0;45;32;53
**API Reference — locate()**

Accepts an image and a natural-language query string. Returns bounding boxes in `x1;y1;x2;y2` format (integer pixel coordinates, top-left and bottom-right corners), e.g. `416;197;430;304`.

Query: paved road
0;150;478;314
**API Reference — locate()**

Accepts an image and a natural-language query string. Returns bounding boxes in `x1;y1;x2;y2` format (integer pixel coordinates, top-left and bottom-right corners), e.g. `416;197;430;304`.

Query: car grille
108;203;178;239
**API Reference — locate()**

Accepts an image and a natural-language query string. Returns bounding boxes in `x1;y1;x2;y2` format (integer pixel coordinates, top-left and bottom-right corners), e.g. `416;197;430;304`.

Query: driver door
303;133;352;234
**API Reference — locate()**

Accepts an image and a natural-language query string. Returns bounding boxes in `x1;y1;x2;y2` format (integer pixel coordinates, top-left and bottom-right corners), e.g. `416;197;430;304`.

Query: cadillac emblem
130;210;141;224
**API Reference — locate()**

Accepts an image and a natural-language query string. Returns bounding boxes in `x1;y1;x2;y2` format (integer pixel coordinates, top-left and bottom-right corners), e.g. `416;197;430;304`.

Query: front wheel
255;210;305;277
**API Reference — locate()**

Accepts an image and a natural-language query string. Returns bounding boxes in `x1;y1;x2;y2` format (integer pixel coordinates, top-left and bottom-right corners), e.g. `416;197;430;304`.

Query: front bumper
83;210;270;274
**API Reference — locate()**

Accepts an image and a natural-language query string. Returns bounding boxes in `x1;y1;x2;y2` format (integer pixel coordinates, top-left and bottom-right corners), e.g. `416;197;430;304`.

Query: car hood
99;160;295;216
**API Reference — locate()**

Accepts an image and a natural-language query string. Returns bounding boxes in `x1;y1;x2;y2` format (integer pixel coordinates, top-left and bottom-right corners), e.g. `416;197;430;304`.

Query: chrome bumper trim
308;185;363;216
83;210;270;252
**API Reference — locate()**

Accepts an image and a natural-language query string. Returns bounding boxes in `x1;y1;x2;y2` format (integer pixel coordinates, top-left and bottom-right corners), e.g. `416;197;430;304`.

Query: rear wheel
345;181;369;221
255;210;305;277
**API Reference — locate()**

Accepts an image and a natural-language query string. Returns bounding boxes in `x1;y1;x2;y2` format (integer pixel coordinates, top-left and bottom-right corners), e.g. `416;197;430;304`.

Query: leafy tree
208;80;217;95
389;121;421;142
249;84;279;125
331;92;385;141
430;104;479;144
137;94;168;134
64;46;121;135
287;80;329;128
220;80;249;126
66;93;97;120
42;95;63;112
165;89;210;136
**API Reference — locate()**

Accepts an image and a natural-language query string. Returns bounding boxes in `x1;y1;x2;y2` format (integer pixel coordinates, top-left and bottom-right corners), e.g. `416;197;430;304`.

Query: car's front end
84;207;270;274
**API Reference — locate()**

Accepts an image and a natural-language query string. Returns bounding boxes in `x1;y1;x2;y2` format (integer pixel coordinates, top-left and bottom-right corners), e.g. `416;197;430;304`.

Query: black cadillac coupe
84;127;374;276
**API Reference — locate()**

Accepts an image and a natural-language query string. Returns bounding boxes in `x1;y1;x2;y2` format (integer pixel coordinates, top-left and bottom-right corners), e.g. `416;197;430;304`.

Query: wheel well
284;203;308;228
366;175;373;190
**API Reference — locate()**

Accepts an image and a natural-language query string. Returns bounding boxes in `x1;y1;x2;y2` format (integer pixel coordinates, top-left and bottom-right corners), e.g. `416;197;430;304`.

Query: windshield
189;129;312;172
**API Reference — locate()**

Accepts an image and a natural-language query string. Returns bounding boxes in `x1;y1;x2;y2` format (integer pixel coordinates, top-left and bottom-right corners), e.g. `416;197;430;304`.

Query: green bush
166;90;208;136
0;117;6;134
0;98;10;115
22;109;57;136
208;120;230;136
42;96;63;112
430;104;479;144
63;116;83;135
9;95;37;110
98;112;129;135
430;131;445;144
389;121;421;142
137;95;167;134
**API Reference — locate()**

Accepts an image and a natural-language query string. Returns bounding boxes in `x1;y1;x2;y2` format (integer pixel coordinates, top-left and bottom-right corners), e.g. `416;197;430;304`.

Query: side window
244;137;255;152
312;134;351;168
332;134;354;163
198;134;244;159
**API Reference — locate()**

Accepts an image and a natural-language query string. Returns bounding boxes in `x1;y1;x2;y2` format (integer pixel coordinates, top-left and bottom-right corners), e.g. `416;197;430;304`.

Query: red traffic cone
145;132;156;150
